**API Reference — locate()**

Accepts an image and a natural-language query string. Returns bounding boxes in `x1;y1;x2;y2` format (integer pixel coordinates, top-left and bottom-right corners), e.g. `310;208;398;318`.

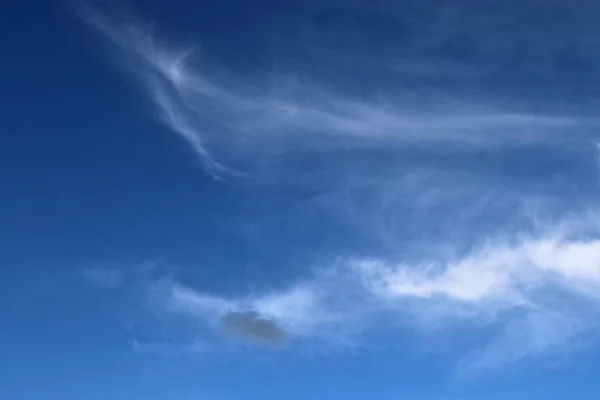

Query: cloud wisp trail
78;2;600;182
79;1;600;375
135;222;600;374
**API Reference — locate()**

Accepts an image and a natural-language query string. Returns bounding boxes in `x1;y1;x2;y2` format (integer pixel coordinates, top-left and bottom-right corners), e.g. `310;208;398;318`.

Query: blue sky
3;0;600;399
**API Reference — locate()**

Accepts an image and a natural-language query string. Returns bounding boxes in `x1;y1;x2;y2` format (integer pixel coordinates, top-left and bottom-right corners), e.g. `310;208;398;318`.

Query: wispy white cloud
154;279;344;344
105;217;600;374
77;2;600;181
359;235;600;304
76;1;600;376
361;229;600;371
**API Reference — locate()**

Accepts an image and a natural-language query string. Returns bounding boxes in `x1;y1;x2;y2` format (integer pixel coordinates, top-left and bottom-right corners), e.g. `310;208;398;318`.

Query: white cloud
360;235;600;304
166;283;234;319
351;230;600;372
251;286;322;334
158;280;341;342
120;220;600;374
77;3;600;181
76;1;600;375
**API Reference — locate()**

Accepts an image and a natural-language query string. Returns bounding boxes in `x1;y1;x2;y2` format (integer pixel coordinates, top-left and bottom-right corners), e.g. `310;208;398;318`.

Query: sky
3;0;600;399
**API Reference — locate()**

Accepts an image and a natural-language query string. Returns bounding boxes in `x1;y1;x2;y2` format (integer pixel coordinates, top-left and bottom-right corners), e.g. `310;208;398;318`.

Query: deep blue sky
3;1;600;399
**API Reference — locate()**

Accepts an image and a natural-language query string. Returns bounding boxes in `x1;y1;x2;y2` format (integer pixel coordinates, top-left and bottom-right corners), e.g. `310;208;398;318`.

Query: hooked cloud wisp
78;2;600;180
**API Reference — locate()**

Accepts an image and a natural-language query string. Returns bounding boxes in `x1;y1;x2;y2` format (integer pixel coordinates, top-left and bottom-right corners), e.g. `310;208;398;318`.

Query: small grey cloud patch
221;311;287;345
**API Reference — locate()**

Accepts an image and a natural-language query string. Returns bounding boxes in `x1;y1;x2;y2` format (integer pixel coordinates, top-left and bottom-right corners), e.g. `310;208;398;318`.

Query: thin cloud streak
78;3;599;181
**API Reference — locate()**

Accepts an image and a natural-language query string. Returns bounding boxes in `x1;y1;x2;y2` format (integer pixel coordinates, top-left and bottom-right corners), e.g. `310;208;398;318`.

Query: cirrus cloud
76;0;600;376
